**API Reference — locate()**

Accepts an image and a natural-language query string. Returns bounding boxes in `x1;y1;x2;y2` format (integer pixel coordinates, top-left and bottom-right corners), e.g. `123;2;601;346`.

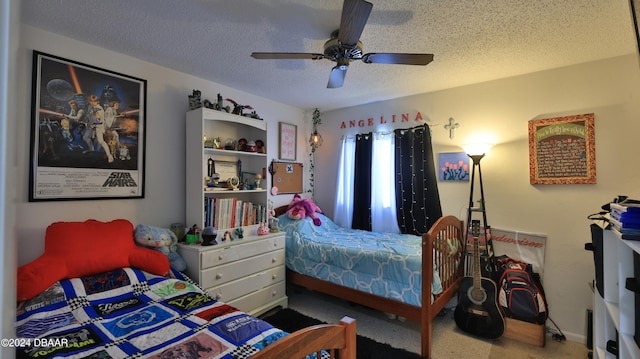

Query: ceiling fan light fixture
249;0;433;88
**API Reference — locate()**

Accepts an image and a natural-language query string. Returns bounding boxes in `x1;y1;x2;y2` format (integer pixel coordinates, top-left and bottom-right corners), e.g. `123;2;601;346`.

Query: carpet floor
281;285;591;359
261;307;423;359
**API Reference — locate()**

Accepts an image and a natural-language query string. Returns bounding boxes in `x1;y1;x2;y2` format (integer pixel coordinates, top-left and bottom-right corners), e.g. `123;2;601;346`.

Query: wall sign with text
528;113;596;185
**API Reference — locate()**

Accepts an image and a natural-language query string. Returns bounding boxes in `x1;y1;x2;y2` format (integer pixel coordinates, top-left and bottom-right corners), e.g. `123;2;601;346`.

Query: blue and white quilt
279;213;446;307
16;268;287;359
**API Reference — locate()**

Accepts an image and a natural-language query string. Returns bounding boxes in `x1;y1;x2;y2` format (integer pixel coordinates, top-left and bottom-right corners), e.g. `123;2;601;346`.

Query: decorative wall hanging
438;152;469;181
528;113;596;184
444;117;459;139
278;122;297;161
270;161;303;194
29;51;147;201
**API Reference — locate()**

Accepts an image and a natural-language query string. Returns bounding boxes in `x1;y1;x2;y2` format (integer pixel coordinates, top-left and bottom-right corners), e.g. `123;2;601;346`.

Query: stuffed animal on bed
17;219;170;301
286;194;323;226
134;224;187;272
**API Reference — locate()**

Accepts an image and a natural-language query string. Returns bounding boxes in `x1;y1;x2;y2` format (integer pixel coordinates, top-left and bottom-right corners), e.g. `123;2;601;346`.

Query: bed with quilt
15;219;356;359
276;209;465;358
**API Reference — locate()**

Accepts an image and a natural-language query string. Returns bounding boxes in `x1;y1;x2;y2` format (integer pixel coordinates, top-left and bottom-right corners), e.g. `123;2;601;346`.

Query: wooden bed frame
253;316;356;359
275;207;465;359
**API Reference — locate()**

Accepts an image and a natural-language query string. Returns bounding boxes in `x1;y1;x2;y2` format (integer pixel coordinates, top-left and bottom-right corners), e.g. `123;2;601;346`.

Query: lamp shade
462;143;493;156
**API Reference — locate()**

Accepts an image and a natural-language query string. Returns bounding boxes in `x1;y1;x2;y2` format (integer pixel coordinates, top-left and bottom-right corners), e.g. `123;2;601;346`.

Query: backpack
495;255;548;324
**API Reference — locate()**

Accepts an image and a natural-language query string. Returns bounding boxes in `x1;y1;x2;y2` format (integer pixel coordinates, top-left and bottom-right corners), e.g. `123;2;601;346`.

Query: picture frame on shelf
241;171;257;190
278;122;297;161
29;51;147;201
213;160;239;182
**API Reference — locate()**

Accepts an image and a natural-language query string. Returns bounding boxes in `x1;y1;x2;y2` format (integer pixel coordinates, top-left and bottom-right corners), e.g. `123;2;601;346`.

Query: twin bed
16;211;464;358
275;208;465;358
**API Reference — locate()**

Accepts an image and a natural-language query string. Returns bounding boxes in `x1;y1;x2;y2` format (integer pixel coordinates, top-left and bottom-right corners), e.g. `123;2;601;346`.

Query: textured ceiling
21;0;637;111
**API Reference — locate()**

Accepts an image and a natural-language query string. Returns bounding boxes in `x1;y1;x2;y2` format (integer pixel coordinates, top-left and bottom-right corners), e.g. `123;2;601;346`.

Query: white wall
14;25;309;266
2;0;19;357
314;54;640;342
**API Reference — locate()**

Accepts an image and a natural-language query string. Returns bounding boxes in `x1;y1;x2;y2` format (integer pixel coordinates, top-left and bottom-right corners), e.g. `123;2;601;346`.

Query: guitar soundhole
468;284;487;305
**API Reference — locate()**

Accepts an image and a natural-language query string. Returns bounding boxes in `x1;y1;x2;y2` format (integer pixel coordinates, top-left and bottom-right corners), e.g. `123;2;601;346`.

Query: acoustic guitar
454;220;505;339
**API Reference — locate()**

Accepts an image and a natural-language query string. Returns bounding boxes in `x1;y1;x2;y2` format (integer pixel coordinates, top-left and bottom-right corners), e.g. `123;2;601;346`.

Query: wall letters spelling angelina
340;111;426;129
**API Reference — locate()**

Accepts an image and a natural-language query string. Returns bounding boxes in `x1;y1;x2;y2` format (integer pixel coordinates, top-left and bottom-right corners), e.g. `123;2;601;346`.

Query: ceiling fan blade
361;53;434;65
251;52;325;60
338;0;373;46
327;66;347;88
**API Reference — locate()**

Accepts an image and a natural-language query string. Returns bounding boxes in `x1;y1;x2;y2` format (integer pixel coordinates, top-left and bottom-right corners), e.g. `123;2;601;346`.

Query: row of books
610;201;640;240
204;197;268;229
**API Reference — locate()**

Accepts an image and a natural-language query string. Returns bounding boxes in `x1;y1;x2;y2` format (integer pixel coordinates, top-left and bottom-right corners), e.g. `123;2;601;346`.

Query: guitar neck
473;230;482;288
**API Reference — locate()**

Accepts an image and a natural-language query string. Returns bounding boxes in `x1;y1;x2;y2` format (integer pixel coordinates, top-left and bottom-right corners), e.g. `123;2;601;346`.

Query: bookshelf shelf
185;107;269;232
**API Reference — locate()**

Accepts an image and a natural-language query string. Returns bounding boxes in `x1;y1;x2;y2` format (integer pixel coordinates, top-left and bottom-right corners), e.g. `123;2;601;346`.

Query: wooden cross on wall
444;117;459;139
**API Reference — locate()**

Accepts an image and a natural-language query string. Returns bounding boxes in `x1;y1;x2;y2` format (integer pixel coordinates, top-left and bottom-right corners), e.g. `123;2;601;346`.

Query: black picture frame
29;51;147;201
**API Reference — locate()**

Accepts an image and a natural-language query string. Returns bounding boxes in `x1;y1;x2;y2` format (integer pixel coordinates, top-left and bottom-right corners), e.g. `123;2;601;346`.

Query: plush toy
134;224;187;272
17;219;169;301
286;194;323;226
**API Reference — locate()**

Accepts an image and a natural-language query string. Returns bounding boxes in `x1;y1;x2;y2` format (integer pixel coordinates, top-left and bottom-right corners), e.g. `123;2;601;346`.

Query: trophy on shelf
254;173;262;190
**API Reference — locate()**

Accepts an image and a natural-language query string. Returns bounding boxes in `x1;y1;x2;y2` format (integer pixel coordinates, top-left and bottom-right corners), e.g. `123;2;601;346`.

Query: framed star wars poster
29;51;147;201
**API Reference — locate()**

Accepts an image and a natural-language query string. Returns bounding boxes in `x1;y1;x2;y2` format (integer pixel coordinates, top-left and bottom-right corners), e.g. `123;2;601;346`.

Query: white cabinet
182;108;287;316
185;107;269;230
593;229;640;358
177;232;288;316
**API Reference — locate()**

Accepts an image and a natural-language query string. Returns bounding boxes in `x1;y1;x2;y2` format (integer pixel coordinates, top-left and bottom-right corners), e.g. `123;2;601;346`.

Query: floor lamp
462;143;495;278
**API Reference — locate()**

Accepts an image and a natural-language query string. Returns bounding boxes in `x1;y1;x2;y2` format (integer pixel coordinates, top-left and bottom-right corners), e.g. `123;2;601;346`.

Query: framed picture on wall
528;113;596;184
29;51;147;201
438;152;470;181
278;122;297;161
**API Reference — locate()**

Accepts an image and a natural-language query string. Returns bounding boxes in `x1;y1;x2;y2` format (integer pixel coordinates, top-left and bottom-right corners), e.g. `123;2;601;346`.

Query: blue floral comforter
279;214;444;306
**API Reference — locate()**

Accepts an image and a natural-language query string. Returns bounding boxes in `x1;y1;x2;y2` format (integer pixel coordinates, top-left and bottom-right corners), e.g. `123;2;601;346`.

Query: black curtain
394;124;442;235
352;133;372;230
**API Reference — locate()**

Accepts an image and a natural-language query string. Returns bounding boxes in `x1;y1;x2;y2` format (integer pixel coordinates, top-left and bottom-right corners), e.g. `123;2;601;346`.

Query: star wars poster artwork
29;51;146;201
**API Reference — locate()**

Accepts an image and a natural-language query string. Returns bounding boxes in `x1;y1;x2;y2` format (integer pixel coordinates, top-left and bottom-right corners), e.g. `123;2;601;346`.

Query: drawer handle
272;274;277;280
215;293;222;300
272;291;277;297
216;273;223;280
218;255;223;260
272;258;277;263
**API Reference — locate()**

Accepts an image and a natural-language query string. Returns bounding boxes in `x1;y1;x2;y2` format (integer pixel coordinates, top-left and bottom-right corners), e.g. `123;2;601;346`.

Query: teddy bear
134;224;187;272
286;193;323;226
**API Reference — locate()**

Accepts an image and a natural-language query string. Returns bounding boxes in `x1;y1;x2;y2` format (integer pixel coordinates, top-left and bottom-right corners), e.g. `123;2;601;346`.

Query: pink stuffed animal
286;194;323;226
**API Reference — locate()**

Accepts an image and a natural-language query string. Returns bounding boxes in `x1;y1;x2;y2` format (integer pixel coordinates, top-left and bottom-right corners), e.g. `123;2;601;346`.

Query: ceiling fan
251;0;434;88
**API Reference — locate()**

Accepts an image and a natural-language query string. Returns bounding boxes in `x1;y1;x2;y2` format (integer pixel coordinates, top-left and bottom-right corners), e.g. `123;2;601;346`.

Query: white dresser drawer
201;235;285;269
227;281;287;314
200;249;285;288
207;265;285;302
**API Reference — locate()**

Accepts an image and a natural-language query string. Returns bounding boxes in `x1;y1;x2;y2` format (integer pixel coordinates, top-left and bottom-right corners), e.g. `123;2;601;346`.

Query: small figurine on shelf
201;226;218;246
226;98;253;116
228;176;240;190
222;231;233;241
254;173;262;190
215;93;230;113
255;139;265;153
268;199;280;232
204;135;215;148
257;222;270;235
184;224;201;244
234;227;244;239
188;90;202;110
212;137;222;149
